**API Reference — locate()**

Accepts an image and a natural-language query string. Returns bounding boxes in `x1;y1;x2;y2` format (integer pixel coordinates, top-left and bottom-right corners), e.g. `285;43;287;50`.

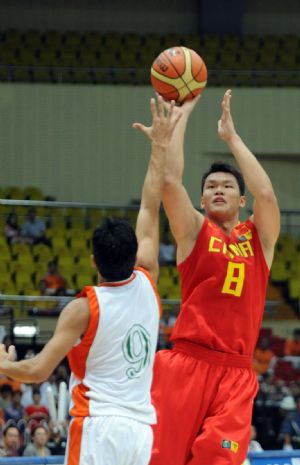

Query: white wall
0;84;299;209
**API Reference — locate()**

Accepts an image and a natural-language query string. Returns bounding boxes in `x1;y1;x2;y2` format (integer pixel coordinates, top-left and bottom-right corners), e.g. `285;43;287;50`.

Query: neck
207;213;240;235
98;273;133;284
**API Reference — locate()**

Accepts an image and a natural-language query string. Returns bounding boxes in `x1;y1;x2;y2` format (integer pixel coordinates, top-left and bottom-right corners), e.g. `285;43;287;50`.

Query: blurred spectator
279;396;300;449
47;421;67;455
284;329;300;356
248;425;264;452
4;213;31;246
158;310;176;350
0;424;22;457
24;387;49;424
253;337;275;375
159;232;176;265
39;262;67;296
23;424;51;457
21;208;50;246
0;384;13;410
4;390;24;423
55;364;69;385
289;381;300;399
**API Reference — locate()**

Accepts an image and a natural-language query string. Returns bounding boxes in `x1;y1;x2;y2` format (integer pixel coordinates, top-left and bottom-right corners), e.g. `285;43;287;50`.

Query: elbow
257;187;277;204
163;174;179;195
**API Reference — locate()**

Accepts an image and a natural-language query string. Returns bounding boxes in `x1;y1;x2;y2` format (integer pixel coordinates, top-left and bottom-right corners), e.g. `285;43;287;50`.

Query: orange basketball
151;46;208;104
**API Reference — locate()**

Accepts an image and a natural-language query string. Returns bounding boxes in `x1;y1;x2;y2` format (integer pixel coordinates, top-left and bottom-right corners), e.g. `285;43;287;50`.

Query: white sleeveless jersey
67;267;161;424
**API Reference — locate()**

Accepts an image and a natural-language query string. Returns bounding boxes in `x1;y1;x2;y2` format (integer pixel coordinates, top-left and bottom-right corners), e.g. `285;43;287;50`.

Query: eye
225;185;233;188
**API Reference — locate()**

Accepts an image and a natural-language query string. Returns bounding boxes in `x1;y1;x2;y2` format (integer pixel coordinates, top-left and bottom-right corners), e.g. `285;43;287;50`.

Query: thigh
187;368;258;465
150;350;211;465
67;416;153;465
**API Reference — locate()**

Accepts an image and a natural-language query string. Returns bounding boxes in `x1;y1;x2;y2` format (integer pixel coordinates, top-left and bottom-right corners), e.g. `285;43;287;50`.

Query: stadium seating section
0;30;299;86
1;185;300;308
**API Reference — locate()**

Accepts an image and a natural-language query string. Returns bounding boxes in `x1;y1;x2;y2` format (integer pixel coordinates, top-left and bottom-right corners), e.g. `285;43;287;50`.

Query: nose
215;185;224;194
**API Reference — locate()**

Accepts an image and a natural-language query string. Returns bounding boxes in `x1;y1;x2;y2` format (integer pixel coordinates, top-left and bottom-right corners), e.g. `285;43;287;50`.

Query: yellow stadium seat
51;236;68;255
0;244;11;262
23;30;43;48
44;30;63;48
0;275;16;294
76;256;93;273
288;279;300;299
3;186;25;199
75;272;96;290
32;243;53;262
83;31;102;49
3;30;23;47
11;242;32;258
15;272;35;294
23;186;44;200
63;31;82;49
270;260;290;282
69;237;88;255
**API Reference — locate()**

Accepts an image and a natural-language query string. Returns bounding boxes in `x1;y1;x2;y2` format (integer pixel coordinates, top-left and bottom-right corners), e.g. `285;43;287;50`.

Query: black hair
92;217;138;282
3;421;21;436
201;162;245;196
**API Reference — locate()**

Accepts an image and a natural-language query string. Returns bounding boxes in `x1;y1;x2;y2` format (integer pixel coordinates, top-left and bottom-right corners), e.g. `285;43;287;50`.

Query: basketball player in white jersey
0;96;181;465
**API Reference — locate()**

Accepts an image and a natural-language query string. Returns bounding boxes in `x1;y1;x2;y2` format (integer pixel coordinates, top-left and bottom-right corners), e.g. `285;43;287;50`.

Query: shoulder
59;298;90;328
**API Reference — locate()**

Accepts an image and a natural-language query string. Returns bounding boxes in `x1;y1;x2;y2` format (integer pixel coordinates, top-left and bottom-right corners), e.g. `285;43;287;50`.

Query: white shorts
64;415;153;465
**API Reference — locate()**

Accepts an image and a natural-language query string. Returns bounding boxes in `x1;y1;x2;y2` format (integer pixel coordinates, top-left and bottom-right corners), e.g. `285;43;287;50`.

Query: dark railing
0;65;299;87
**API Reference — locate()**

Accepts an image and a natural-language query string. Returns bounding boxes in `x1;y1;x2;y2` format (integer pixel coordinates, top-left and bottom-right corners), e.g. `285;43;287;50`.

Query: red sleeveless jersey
171;217;269;355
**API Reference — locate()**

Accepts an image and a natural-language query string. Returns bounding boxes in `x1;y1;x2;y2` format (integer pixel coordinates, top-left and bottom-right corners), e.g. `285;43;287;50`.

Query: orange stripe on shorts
66;417;84;465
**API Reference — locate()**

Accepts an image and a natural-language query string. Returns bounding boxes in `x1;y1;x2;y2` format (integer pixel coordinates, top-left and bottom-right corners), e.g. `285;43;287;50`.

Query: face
201;172;245;221
4;427;20;450
33;427;48;447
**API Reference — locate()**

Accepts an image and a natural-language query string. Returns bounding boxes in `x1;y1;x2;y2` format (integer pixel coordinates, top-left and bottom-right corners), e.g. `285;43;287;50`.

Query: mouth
213;197;226;204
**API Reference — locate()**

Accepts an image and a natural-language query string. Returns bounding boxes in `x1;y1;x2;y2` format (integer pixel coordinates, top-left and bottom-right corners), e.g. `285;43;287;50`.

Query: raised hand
133;95;182;147
0;343;16;368
218;89;237;142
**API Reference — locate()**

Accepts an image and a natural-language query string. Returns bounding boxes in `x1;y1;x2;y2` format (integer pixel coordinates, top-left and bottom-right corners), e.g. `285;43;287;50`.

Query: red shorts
150;341;258;465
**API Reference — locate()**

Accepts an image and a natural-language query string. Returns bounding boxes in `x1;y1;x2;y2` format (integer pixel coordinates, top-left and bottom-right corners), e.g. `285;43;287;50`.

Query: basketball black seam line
164;48;204;94
186;61;206;97
163;48;189;87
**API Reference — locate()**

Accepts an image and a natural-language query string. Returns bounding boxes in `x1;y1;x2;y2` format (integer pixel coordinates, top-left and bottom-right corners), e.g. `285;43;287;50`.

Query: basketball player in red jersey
148;89;280;465
0;96;181;465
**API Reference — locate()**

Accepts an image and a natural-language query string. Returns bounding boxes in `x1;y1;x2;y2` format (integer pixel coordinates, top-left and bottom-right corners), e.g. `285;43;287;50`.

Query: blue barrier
0;451;300;465
248;450;300;464
0;458;64;465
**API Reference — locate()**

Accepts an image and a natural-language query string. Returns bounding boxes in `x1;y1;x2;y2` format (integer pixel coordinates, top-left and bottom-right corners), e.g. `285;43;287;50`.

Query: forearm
141;142;166;212
0;357;43;383
164;114;189;182
226;134;275;198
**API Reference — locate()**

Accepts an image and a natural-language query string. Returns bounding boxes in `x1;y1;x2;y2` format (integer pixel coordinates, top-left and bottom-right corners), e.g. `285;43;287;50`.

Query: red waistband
173;340;252;369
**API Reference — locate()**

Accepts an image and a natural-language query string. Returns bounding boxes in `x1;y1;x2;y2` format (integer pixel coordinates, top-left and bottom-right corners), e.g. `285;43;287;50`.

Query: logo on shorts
221;439;239;453
122;324;151;379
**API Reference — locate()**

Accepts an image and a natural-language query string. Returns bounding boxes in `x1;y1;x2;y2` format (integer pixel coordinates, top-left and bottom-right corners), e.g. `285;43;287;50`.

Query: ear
90;254;96;268
239;195;246;208
200;196;204;209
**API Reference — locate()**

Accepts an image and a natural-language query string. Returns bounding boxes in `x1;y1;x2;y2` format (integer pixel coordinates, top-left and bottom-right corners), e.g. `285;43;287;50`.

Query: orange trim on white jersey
68;287;100;381
70;382;90;418
98;273;137;287
66;417;84;465
134;266;163;317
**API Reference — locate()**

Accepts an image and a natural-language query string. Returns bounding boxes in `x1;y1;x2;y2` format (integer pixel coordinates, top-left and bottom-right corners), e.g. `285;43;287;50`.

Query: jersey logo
122;324;151;379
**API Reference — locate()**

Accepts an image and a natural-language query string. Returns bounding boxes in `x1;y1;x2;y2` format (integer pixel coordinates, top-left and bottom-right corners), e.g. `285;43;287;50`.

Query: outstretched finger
132;122;148;133
8;345;16;361
150;97;157;119
157;95;164;117
167;100;176;121
223;89;232;112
